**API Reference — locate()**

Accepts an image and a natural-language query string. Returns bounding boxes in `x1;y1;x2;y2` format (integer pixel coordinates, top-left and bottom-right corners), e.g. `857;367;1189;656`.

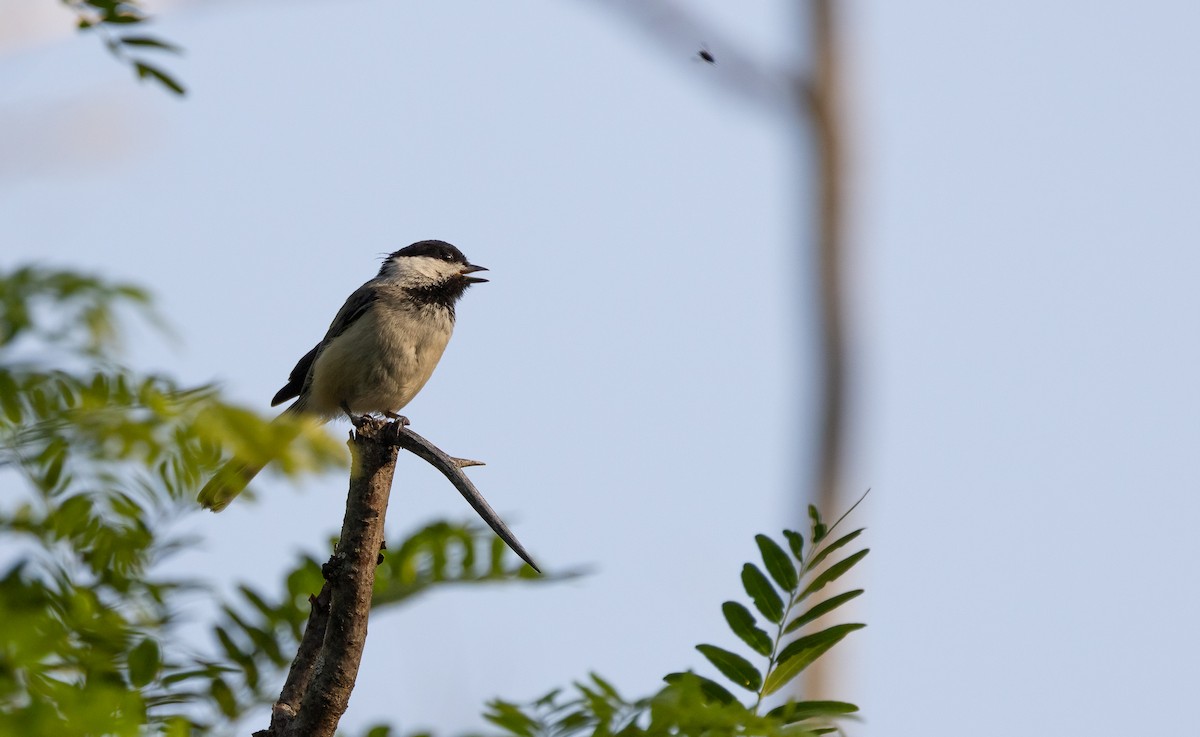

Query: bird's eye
443;253;454;261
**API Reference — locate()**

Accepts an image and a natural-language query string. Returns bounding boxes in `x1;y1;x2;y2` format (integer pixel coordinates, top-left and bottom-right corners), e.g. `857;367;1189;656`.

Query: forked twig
390;423;539;573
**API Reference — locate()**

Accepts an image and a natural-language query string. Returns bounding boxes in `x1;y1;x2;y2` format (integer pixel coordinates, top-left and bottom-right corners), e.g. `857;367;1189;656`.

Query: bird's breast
307;304;454;418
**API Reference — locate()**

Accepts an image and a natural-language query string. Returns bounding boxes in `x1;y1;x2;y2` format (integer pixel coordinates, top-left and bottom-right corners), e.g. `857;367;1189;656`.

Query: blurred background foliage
62;0;186;94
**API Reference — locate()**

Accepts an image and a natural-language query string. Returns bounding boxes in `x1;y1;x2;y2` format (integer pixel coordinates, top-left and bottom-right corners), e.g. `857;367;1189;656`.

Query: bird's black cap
390;239;470;265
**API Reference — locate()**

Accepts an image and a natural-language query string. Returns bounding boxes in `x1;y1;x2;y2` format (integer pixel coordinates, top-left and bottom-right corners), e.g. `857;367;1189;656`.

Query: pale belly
305;307;453;418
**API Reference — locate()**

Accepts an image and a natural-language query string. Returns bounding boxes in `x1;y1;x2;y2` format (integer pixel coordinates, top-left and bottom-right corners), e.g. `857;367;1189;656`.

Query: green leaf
741;563;784;623
576;682;614;723
127;637;160;687
807;528;864;571
663;671;738;705
237;584;278;623
162;716;193;737
762;623;865;695
221;604;285;665
800;549;869;599
756;534;798;592
783;529;804;561
785;589;864;634
721;601;772;657
286;557;324;601
87;0;121;13
209;676;238;718
119;35;181;53
484;700;538;737
808;505;828;543
213;626;244;664
160;666;231;687
0;372;22;422
103;13;143;25
589;672;619;699
695;644;762;692
90;372;109;400
779;623;865;665
42;449;66;491
766;700;859;723
134;62;186;96
50;494;93;537
55;376;78;407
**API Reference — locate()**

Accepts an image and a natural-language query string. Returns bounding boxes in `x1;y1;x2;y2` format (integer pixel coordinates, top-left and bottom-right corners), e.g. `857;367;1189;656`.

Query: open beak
461;264;489;283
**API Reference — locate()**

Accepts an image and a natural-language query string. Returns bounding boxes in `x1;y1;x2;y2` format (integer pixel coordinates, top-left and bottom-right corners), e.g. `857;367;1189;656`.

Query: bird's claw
341;402;367;428
384;412;410;427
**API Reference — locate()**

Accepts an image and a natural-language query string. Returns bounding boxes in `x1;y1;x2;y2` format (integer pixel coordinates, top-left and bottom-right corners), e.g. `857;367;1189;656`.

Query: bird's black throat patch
406;278;471;316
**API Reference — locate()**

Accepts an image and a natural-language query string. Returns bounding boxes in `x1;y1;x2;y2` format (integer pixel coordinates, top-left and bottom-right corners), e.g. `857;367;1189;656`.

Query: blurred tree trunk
586;0;855;705
800;0;848;702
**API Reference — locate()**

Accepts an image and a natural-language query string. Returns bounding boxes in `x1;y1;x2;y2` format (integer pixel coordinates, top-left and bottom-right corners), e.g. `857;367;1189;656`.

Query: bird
697;46;716;64
198;239;488;512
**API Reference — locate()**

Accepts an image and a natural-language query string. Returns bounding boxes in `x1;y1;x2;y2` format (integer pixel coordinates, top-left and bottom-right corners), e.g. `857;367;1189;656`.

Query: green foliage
63;0;186;96
721;602;771;657
0;265;152;354
0;266;554;734
206;521;574;718
0;266;320;733
0;264;869;735
372;521;558;607
486;672;849;737
345;726;433;737
486;497;870;736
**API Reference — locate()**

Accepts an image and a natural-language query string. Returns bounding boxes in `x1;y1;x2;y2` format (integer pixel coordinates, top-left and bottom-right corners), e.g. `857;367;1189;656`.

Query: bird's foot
341;402;367;428
384;412;410;427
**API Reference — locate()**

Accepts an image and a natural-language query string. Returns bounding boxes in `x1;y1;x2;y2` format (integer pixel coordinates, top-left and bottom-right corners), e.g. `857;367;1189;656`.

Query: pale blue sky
3;2;1199;736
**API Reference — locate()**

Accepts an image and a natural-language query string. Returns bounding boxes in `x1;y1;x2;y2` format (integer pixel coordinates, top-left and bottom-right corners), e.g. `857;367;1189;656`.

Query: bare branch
258;585;330;736
393;424;540;573
584;0;801;113
258;416;539;736
275;417;398;737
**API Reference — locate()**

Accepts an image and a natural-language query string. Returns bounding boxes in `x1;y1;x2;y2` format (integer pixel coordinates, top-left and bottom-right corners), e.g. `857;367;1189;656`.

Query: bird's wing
269;284;380;407
270;343;319;406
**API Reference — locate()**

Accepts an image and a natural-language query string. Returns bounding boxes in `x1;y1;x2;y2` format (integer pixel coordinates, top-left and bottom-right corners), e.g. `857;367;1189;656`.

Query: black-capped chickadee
198;239;488;511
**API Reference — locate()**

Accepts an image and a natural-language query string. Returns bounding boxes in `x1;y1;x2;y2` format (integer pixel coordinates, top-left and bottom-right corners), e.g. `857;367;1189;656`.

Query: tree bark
257;417;398;737
255;417;536;737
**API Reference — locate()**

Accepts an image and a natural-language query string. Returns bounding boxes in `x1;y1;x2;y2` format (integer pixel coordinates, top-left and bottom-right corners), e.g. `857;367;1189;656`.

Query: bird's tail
198;401;310;512
197;458;266;512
